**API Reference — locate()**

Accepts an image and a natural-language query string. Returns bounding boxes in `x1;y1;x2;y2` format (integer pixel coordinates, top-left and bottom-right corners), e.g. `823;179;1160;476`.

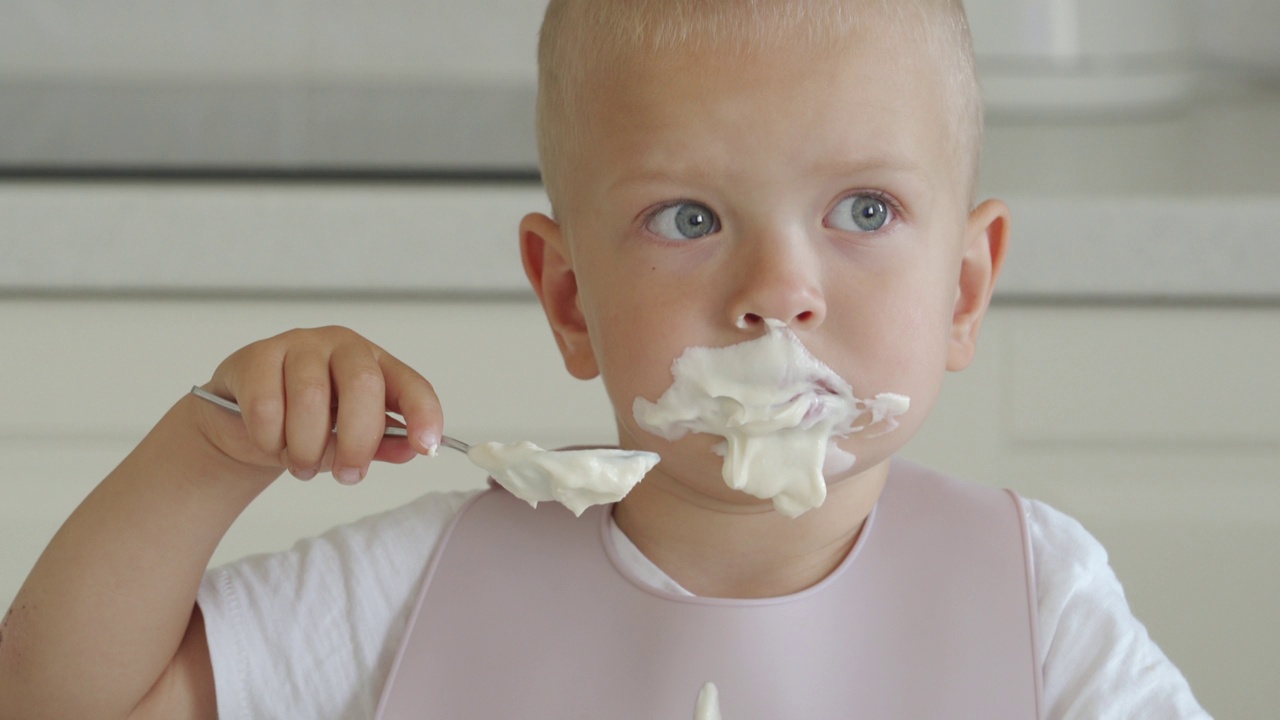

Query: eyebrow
608;155;934;193
811;155;934;184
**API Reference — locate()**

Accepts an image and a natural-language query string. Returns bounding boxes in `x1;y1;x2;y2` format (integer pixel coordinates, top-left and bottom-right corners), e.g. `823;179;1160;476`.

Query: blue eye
646;202;719;240
826;194;894;233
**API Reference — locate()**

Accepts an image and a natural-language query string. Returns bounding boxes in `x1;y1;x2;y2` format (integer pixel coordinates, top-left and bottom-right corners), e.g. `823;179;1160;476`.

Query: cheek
578;276;688;421
570;233;705;412
828;282;954;469
838;268;956;397
883;278;959;422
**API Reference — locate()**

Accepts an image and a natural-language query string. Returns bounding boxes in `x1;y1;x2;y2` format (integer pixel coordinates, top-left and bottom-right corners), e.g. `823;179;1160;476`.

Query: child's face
524;25;1006;509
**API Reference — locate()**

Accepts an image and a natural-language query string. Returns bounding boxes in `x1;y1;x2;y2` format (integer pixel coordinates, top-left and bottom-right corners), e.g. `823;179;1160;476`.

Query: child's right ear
519;212;601;380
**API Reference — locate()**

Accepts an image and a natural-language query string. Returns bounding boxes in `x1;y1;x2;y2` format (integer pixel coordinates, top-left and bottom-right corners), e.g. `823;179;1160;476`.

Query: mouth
789;376;850;426
801;396;830;425
812;376;843;396
631;325;911;517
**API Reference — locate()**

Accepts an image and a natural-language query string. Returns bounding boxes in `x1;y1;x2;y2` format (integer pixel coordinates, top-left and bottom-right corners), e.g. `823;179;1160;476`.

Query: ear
947;199;1010;371
519;212;600;380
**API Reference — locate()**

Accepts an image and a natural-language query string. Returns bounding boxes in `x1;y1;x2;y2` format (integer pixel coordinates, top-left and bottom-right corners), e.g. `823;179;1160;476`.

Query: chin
825;438;898;481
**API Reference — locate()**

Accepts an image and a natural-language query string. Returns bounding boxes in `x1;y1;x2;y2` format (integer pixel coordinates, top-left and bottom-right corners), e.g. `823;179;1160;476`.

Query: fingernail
334;466;363;485
291;467;317;481
417;430;440;456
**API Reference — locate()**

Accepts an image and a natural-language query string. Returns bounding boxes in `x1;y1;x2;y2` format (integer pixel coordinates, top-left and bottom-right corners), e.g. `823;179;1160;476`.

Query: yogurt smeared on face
466;441;660;517
633;319;909;517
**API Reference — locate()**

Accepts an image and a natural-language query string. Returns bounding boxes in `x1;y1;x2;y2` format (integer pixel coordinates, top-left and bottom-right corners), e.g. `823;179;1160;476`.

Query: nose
727;231;826;332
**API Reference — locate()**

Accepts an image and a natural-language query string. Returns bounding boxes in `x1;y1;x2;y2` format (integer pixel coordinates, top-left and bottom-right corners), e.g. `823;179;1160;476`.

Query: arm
0;327;442;720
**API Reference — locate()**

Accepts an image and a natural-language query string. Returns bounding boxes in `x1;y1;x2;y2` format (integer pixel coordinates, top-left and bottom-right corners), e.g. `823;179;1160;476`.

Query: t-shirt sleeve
196;489;476;720
1025;498;1212;719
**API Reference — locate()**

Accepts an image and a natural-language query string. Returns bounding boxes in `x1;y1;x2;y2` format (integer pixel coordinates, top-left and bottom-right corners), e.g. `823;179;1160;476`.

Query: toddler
0;0;1210;718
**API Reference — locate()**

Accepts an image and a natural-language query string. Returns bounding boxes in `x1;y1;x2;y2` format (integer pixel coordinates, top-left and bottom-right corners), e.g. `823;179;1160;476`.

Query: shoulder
1020;497;1210;719
318;487;480;560
205;488;478;603
202;486;480;617
1021;498;1111;600
197;488;481;720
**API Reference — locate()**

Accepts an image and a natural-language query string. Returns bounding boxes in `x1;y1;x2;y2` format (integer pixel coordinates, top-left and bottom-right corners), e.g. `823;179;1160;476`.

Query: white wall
1192;0;1280;71
0;0;540;83
3;0;1279;82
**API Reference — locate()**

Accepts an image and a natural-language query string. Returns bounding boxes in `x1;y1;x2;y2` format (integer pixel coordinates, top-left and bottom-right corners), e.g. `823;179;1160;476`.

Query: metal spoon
189;385;471;453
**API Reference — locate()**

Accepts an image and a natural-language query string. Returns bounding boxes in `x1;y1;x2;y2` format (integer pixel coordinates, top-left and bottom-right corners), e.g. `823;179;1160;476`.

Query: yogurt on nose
633;319;909;517
466;441;660;517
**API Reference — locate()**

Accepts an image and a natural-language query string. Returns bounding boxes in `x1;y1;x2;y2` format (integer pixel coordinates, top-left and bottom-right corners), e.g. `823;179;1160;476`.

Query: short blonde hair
536;0;984;218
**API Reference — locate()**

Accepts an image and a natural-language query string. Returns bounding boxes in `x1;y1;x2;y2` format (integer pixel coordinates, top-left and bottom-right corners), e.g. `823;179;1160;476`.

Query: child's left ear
519;212;601;380
947;199;1010;371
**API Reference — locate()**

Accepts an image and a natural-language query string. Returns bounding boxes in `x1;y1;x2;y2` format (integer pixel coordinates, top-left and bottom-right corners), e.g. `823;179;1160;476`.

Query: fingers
281;342;335;480
328;341;387;484
206;326;442;485
379;351;445;456
223;340;288;459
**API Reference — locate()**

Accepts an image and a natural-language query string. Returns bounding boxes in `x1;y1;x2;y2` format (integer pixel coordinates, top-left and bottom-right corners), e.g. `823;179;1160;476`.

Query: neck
612;459;890;599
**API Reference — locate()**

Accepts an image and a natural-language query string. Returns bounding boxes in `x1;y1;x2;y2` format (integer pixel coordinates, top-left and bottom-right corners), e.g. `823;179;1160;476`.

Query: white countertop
3;82;1277;302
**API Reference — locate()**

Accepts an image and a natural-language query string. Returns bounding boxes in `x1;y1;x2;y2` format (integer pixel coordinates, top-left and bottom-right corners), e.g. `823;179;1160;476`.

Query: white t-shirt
197;489;1211;719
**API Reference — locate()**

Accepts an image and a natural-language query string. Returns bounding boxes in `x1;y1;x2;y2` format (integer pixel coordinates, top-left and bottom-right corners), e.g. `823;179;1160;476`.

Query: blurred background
1;0;1277;716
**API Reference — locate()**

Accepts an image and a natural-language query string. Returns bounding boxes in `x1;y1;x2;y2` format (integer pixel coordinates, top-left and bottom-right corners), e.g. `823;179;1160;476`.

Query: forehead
572;31;958;209
538;0;981;216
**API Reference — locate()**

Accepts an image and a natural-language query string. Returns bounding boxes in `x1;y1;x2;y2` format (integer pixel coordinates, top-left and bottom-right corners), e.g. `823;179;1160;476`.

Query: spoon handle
439;435;471;453
189;386;466;450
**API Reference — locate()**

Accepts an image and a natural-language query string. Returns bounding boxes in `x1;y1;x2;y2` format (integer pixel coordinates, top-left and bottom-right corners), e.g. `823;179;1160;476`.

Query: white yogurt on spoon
466;441;660;517
633;319;909;517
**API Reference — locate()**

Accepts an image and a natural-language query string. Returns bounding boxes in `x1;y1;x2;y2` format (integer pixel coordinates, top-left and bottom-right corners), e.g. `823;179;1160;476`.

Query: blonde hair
536;0;985;217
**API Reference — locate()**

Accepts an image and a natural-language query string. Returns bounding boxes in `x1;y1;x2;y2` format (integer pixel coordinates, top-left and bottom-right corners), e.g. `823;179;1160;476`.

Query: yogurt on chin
466;441;660;517
633;319;909;518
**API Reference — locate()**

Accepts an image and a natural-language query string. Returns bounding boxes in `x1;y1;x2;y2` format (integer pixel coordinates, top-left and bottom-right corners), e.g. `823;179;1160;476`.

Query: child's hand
193;326;442;484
